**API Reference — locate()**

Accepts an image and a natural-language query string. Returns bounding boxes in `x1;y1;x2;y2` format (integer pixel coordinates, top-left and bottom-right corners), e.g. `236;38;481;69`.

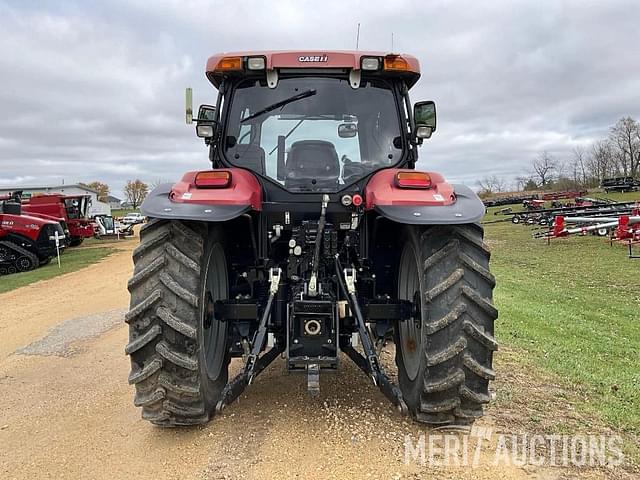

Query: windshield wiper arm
240;89;316;123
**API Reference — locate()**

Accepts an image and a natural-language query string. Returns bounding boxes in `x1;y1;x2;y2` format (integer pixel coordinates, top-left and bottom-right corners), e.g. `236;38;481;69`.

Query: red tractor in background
126;51;497;428
0;194;65;275
21;193;94;247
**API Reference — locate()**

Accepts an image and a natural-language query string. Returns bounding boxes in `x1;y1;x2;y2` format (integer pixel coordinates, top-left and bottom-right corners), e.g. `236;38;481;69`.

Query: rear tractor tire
69;237;84;247
125;219;231;426
395;224;498;426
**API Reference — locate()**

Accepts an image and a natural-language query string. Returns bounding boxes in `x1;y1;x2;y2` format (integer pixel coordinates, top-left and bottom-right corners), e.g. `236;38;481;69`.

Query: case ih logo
298;55;328;63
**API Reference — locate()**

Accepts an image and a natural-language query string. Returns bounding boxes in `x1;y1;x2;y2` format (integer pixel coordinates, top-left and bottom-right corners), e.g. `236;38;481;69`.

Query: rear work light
195;171;232;188
215;56;243;71
247;56;266;70
361;57;380;70
395;172;432;189
383;55;410;71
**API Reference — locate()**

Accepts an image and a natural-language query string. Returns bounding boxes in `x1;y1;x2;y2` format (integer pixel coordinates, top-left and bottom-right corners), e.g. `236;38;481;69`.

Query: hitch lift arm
337;261;408;414
216;268;283;412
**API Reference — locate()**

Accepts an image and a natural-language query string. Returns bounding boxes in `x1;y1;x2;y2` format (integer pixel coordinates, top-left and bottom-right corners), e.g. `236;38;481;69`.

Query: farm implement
533;204;640;258
505;200;636;228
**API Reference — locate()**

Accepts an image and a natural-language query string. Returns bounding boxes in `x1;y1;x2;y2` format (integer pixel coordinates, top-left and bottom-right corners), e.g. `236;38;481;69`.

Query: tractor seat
285;140;340;188
227;144;266;176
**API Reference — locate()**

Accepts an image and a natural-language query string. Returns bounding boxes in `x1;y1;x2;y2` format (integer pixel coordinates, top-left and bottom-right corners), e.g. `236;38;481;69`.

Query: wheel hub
398;243;423;381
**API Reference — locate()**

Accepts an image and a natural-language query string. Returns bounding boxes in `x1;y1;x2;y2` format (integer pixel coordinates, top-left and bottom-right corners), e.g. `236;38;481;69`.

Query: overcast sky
1;0;639;198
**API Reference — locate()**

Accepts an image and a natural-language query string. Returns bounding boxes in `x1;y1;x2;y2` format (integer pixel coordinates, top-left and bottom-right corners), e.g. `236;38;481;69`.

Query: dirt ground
0;238;636;479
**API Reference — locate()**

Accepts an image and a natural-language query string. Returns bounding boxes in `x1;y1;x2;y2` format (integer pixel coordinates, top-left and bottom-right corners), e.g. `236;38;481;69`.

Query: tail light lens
215;56;243;71
395;172;432;189
384;55;410;71
195;171;232;188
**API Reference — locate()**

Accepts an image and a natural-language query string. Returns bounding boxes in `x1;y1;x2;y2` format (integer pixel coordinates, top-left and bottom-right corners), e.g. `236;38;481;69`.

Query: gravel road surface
0;237;635;479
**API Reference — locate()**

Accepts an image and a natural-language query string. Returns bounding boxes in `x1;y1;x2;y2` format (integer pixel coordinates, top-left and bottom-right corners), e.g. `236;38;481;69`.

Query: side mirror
338;123;358;138
197;104;216;122
413;101;437;140
196;105;217;138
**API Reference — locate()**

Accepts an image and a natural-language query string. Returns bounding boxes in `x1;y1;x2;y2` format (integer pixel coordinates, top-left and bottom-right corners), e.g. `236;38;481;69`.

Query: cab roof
205;50;421;89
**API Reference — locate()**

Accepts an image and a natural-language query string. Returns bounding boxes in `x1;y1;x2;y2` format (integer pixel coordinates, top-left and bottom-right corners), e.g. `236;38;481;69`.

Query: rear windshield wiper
241;89;316;123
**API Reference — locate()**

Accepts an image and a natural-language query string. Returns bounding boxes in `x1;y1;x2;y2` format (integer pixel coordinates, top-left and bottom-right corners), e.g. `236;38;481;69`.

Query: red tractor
126;51;497;428
21;193;94;247
0;194;65;275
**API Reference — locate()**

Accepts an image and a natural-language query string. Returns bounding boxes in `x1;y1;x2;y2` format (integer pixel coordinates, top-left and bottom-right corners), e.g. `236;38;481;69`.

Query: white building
106;195;123;210
0;183;111;216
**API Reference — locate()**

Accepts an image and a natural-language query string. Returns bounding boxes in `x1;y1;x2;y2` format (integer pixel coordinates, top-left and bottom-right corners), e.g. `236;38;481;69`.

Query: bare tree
124;179;149;210
572;146;587;186
532;151;556;188
150;178;171;190
515;175;529;191
586;140;615;184
610;116;640;177
476;175;507;197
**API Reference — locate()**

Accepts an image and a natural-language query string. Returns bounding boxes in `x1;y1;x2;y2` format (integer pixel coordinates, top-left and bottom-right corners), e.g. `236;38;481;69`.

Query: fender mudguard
364;169;485;225
141;169;262;222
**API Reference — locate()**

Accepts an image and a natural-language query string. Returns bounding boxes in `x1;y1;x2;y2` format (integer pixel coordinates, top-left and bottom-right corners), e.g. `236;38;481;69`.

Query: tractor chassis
215;265;411;414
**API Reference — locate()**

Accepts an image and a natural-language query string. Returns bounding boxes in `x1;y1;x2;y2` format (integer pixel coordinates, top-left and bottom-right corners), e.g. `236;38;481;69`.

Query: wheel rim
201;243;229;381
398;242;423;381
16;256;32;272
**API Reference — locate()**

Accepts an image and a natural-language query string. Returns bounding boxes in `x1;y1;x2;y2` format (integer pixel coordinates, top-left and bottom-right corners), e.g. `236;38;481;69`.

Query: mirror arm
401;82;421;160
207;81;226;161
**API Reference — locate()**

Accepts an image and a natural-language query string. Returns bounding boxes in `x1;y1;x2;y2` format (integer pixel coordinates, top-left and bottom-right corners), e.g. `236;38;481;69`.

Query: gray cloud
1;0;639;196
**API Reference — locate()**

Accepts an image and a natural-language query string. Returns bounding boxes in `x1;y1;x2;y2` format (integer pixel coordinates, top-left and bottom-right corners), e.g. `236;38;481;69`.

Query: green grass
594;189;640;203
485;218;640;435
0;247;114;294
111;208;139;218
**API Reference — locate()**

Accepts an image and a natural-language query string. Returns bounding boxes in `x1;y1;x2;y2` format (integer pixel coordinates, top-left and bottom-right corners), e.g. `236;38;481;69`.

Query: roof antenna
391;32;394;52
356;23;360;50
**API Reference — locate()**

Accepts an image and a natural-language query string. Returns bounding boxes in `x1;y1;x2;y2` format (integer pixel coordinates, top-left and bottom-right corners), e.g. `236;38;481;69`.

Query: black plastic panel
141;183;251;222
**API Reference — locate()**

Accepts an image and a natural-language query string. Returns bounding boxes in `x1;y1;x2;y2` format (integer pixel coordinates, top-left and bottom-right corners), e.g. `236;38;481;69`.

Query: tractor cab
192;51;436;193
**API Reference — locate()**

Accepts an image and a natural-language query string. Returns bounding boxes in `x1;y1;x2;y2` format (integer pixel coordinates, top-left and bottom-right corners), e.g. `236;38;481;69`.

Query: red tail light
195;170;232;188
395;172;432;189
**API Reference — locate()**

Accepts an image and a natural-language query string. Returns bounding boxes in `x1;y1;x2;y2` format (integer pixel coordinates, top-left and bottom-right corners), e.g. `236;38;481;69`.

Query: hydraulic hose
309;194;329;296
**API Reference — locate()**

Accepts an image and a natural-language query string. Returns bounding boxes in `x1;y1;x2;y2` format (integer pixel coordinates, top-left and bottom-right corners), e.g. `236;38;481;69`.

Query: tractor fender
364;169;485;225
141;169;262;222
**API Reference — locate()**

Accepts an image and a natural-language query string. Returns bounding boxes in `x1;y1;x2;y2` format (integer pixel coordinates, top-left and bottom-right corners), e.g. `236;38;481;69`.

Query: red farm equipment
125;51;497;428
536;203;640;258
0;194;65;275
21;193;94;247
